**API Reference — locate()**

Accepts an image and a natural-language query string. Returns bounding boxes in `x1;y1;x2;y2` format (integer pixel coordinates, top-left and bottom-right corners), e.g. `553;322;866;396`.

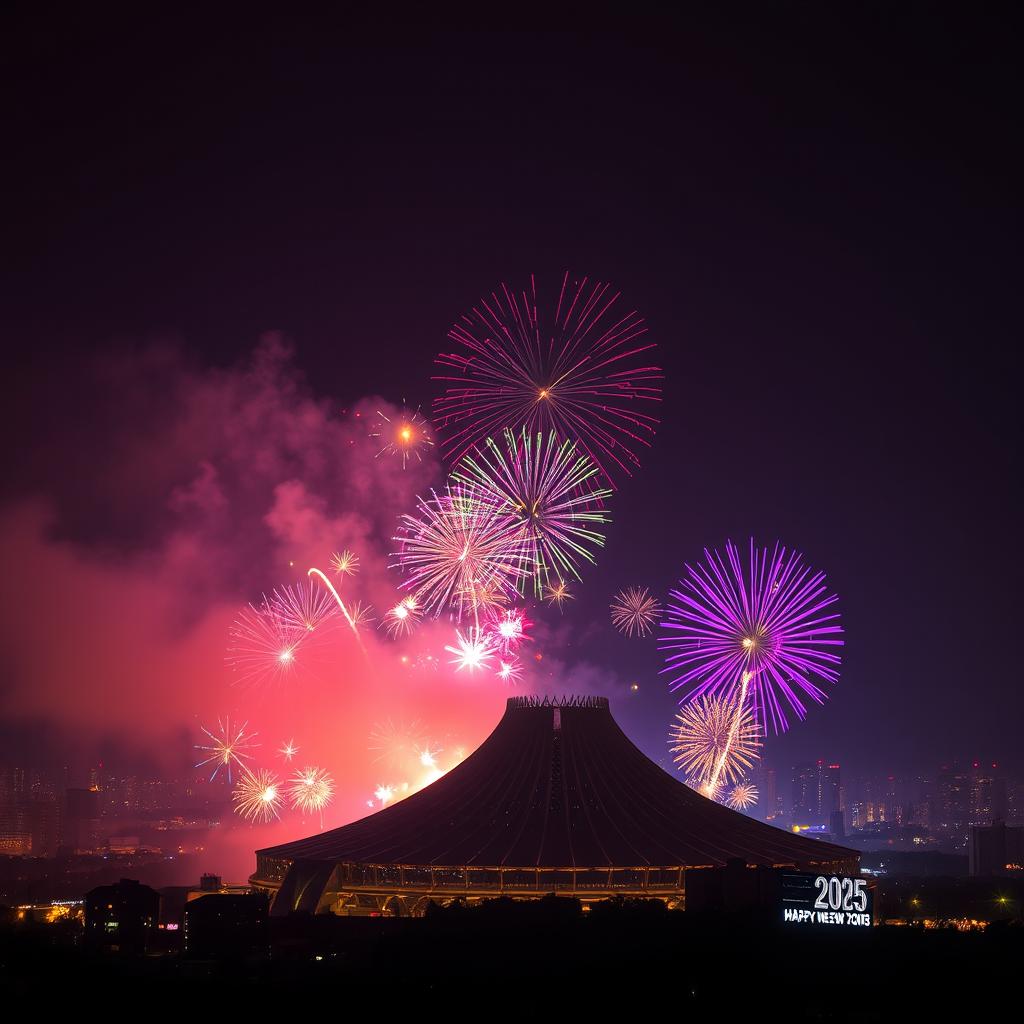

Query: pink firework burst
382;595;423;638
270;579;340;635
434;272;662;484
226;598;307;689
497;657;523;685
485;606;532;656
391;484;529;619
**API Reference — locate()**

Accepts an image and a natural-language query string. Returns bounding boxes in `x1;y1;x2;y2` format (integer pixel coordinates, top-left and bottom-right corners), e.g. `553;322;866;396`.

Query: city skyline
2;5;1021;892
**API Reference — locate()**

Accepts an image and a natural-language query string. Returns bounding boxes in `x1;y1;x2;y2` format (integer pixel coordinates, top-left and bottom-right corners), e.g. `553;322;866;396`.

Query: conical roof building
252;696;857;916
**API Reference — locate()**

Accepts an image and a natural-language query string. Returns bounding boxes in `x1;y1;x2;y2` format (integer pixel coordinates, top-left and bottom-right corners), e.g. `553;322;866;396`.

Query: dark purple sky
4;7;1022;781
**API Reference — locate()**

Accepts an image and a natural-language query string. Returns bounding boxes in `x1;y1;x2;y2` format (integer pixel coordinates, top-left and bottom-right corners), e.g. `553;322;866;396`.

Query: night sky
4;5;1022;806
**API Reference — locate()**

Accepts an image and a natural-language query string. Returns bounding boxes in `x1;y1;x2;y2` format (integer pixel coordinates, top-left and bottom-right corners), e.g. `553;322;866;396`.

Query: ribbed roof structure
259;696;854;871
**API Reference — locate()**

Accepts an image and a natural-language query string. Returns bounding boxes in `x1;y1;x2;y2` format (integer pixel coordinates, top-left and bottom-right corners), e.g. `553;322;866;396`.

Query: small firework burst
417;746;441;769
369;719;428;770
668;695;761;788
346;600;375;629
544;579;573;609
445;626;496;672
455;576;508;614
271;579;339;634
279;739;299;761
371;402;435;469
226;599;306;689
195;717;258;783
330;549;360;576
232;767;283;823
726;781;759;810
486;606;532;656
383;595;422;637
288;766;335;816
610;586;662;638
497;658;523;685
373;783;397;807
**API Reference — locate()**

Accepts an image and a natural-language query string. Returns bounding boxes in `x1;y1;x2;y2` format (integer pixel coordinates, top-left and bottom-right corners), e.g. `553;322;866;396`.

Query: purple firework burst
658;539;843;734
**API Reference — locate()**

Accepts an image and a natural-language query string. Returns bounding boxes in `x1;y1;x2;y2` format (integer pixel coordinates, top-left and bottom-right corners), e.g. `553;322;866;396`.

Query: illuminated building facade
0;769;61;856
252;697;858;917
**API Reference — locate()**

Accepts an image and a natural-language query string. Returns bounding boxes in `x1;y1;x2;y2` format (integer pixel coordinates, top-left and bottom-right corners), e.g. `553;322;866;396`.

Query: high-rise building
969;762;1007;825
65;788;101;852
0;767;27;804
937;762;970;844
819;762;841;820
849;800;866;830
883;775;900;824
0;801;32;855
790;761;841;826
0;770;62;857
791;763;819;823
748;765;778;820
969;820;1024;876
29;793;61;857
907;776;934;829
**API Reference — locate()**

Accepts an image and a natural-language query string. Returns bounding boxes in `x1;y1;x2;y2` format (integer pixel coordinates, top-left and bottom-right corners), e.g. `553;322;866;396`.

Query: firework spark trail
453;428;610;596
195;717;259;783
610;586;662;637
434;272;663;484
306;567;367;652
703;671;755;795
659;539;843;735
391;484;529;621
370;402;435;469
